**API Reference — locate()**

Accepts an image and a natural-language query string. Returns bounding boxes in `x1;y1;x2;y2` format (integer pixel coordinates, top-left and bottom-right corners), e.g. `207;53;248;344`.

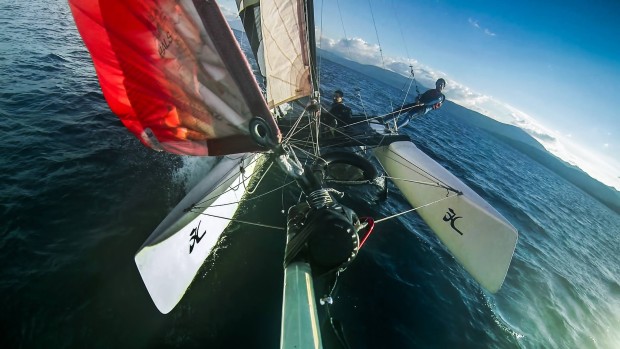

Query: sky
219;0;620;190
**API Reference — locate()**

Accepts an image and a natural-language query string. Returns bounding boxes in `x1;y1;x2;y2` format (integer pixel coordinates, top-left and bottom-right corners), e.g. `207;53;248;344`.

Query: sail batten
69;0;279;156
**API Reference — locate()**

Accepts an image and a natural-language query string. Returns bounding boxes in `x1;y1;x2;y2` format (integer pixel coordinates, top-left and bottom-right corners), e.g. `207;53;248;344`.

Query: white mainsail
237;0;313;108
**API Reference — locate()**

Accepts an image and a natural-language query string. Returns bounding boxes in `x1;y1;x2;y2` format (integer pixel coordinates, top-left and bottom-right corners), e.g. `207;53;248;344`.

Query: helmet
436;78;446;89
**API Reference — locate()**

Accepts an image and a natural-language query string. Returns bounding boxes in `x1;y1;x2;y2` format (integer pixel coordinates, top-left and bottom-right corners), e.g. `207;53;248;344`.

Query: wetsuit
325;102;352;127
384;88;445;129
417;88;445;109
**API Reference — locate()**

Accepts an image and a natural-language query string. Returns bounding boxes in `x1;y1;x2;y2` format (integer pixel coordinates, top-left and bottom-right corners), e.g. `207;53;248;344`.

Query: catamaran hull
374;141;517;292
135;154;259;313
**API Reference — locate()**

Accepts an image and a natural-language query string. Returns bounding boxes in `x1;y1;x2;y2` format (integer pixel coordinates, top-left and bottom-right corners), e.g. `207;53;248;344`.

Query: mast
301;0;322;157
305;0;319;94
280;207;324;349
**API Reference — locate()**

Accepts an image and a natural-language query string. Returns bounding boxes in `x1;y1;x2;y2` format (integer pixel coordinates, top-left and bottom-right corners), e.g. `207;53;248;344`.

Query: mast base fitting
285;203;359;276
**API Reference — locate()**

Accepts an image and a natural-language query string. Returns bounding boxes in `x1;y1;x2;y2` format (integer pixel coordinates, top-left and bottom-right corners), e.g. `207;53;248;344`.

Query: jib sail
69;0;279;156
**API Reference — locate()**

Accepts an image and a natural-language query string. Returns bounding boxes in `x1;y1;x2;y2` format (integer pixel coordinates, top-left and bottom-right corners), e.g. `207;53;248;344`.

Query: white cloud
318;37;444;90
319;37;385;66
484;28;496;37
469;17;497;37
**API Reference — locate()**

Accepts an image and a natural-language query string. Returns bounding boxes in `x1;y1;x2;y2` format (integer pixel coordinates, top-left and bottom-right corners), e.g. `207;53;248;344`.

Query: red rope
358;217;375;248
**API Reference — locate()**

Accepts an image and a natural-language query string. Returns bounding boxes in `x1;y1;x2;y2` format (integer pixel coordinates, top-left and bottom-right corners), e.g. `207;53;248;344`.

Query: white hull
374;141;517;292
135;154;259;313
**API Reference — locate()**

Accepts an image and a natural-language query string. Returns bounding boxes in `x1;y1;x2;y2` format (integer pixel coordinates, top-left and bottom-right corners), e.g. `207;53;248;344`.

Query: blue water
2;1;619;348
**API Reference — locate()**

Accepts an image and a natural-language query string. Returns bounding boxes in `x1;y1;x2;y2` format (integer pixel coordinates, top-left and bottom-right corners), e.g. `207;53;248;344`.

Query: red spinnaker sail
68;0;279;156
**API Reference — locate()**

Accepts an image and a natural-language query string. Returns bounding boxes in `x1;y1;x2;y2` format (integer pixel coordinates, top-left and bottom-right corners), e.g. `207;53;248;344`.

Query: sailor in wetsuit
416;78;446;112
387;78;446;129
324;89;352;129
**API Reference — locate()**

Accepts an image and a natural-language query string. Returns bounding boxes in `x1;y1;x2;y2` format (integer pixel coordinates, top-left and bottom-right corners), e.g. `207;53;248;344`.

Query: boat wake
173;156;220;194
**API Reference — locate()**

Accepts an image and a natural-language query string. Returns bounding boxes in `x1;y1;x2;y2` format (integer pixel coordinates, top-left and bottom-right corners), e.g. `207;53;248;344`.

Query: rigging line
284;143;306;172
389;0;418;110
318;0;324;90
319;135;376;150
296;189;304;204
318;122;380;149
367;0;386;70
330;0;363;100
384;175;462;193
195;212;285;230
283;119;313;142
374;194;459;223
324;179;373;185
382;150;460;193
381;150;452;190
336;109;405;129
286;140;318;150
283;113;319;157
290;144;322;162
319;106;353;127
315;107;322;157
285;135;316;145
191;154;262;207
192;157;259;207
220;154;262;193
229;161;254;191
285;119;313;139
324;271;353;349
339;99;426;131
367;0;394;111
390;0;411;62
355;88;370;123
282;108;309;143
245;159;274;195
191;180;297;209
309;104;321;157
396;69;415;114
335;0;352;60
309;110;320;158
319;115;394;149
318;107;390;132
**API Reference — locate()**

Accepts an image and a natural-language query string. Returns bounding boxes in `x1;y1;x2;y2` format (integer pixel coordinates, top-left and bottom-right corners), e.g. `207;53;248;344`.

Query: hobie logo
443;208;463;235
189;221;206;254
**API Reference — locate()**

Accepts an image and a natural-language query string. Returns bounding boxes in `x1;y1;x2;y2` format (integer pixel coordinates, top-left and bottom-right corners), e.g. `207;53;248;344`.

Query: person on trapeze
417;78;446;110
387;78;446;129
323;89;352;131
